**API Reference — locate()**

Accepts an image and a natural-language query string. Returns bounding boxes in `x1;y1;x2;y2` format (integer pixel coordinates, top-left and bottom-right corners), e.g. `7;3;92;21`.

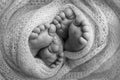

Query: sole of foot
53;7;76;39
37;35;64;68
29;23;56;56
65;12;91;52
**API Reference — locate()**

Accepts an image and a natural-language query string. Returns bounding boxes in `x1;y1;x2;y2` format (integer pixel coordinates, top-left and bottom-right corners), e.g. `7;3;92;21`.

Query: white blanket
0;0;120;80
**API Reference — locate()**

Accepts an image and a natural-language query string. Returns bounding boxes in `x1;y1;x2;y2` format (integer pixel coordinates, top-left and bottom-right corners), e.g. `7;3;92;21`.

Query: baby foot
48;35;64;68
29;24;53;56
53;7;75;39
65;16;90;52
38;34;64;68
39;48;57;67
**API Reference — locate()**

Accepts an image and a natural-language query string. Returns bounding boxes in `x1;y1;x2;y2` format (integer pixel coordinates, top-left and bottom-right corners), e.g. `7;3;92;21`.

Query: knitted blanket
0;0;120;80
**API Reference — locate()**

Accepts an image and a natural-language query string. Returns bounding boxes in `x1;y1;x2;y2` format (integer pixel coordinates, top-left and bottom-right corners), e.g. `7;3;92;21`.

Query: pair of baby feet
29;23;63;68
29;7;90;68
53;7;90;51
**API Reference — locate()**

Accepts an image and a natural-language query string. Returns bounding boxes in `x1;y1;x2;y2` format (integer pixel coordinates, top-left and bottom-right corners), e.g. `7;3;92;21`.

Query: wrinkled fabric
0;0;120;80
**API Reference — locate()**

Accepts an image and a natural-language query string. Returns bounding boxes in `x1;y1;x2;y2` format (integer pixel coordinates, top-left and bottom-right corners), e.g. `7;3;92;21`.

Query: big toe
29;27;40;40
64;7;76;19
48;24;56;36
39;48;57;66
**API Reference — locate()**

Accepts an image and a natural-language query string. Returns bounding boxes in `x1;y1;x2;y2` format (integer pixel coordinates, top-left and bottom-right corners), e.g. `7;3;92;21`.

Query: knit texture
0;0;120;80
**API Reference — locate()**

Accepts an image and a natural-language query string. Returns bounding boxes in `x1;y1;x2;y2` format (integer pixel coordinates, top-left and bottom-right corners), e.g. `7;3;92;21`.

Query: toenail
64;8;75;19
33;28;40;33
49;24;56;33
74;18;82;26
82;26;89;32
29;33;38;39
83;32;89;40
56;24;61;29
55;16;62;21
59;12;66;19
39;25;45;31
79;37;87;45
53;19;59;25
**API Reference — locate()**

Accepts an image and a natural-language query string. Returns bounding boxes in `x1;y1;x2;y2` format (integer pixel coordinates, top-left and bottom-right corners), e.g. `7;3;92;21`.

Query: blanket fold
0;0;120;80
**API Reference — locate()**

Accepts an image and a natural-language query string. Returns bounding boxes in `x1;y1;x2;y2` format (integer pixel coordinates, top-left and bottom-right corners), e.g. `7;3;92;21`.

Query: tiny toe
58;57;64;63
32;27;40;34
45;23;50;29
83;32;90;40
59;12;66;20
49;24;56;33
47;54;57;63
40;49;57;64
51;44;59;53
79;37;87;45
82;20;90;26
48;39;59;53
64;8;75;19
53;19;59;25
73;17;82;26
82;26;90;32
29;32;38;39
55;16;62;22
50;64;56;68
39;25;45;31
56;23;61;29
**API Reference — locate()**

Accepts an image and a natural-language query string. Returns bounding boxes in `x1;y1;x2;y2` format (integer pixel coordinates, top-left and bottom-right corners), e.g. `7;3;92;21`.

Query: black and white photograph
0;0;120;80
